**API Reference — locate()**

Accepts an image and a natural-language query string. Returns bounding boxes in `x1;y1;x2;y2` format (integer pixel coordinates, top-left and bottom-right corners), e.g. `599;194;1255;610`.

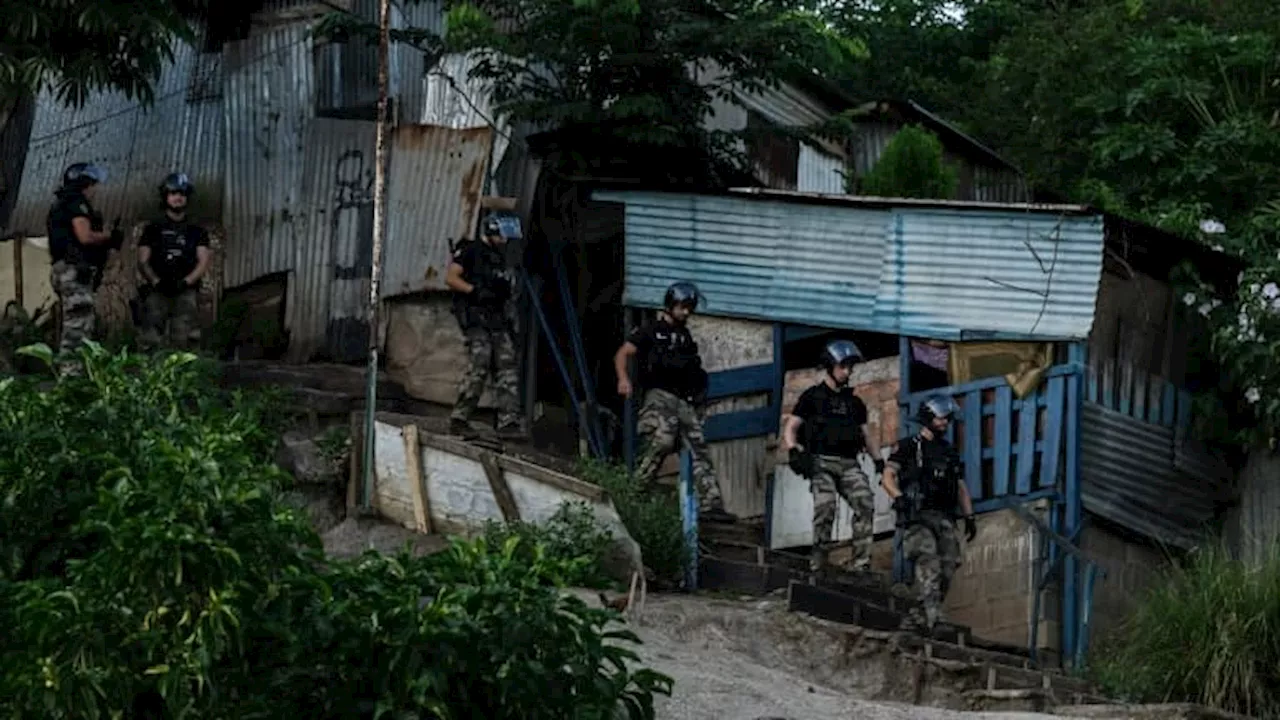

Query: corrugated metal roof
221;23;316;289
874;208;1104;340
729;187;1091;214
602;190;886;329
6;35;225;236
597;189;1105;341
383;125;493;296
1081;402;1219;549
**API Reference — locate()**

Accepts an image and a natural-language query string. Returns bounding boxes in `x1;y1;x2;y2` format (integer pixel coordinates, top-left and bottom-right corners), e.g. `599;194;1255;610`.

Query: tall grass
1091;542;1280;717
577;458;691;587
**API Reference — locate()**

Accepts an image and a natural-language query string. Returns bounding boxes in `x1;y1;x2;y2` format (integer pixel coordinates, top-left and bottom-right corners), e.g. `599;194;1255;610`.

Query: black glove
873;458;885;474
963;515;977;542
788;447;816;478
108;227;125;249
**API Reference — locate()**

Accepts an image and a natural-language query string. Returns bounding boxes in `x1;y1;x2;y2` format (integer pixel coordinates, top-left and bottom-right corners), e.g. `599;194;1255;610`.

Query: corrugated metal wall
874;208;1105;340
599;190;1105;342
383;125;492;296
222;23;316;289
6;35;225;236
294;119;378;361
1081;402;1220;549
796;143;846;194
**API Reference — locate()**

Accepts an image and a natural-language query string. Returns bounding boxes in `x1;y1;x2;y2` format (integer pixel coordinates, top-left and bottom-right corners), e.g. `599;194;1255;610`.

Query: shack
588;186;1236;667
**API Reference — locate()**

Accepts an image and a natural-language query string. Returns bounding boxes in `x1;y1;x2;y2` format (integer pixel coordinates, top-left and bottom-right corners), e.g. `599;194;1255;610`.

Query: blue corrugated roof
595;189;1105;341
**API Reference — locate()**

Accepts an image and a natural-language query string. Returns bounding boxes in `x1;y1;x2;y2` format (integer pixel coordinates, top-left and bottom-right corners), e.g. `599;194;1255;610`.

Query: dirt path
573;590;1081;720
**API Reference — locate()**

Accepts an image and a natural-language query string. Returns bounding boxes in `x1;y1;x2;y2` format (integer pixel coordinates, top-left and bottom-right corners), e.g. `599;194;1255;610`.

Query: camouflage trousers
51;261;97;368
141;288;200;351
452;326;520;428
811;454;874;573
635;388;725;513
902;511;963;630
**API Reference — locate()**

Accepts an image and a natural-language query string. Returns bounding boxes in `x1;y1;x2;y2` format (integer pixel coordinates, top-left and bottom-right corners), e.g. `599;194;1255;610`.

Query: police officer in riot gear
47;162;123;367
615;281;734;522
138;173;212;350
882;394;977;632
782;339;884;575
445;214;525;441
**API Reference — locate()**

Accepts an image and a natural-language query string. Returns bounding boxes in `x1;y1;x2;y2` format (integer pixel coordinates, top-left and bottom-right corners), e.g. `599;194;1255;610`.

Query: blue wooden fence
895;338;1089;666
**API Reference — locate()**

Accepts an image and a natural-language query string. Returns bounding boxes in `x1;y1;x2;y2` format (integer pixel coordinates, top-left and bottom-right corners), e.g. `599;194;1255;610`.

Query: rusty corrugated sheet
1081;402;1220;549
382;125;493;296
6;35;225;236
293;118;377;362
221;23;315;289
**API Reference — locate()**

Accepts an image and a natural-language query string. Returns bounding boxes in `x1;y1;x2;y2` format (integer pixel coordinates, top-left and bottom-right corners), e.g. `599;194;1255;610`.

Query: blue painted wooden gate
895;339;1087;663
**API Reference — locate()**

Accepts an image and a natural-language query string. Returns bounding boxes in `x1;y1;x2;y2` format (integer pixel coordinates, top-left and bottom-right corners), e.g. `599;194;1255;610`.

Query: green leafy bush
0;343;671;719
1091;542;1280;717
856;124;958;199
578;459;690;587
482;501;618;589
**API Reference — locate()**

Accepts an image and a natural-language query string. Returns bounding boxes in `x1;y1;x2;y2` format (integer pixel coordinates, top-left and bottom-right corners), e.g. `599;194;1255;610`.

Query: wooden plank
1118;362;1133;417
787;581;903;631
706;363;775;399
479;195;518;211
1085;365;1098;404
1099;361;1114;410
702;406;775;442
963;389;983;501
1146;375;1163;425
1175;390;1193;432
478;450;521;522
1132;369;1147;421
380;419;606;501
1038;377;1065;488
993;385;1013;497
402;424;432;534
1014;389;1037;495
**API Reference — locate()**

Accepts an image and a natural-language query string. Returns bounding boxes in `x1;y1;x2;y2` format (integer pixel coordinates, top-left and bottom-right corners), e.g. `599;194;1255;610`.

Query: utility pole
360;0;392;510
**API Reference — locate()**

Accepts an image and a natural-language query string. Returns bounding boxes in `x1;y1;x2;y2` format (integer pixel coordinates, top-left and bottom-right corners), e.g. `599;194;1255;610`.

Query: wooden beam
480;195;518;211
374;412;607;501
402;424;432;533
479;450;521;522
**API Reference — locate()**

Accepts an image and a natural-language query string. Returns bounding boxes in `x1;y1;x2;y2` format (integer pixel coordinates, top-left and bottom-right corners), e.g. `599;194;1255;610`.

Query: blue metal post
680;448;698;590
893;336;913;584
521;273;595;455
1062;342;1085;667
553;259;606;458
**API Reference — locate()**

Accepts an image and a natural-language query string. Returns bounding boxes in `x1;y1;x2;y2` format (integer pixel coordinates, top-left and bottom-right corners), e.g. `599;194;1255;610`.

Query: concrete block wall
1078;518;1166;644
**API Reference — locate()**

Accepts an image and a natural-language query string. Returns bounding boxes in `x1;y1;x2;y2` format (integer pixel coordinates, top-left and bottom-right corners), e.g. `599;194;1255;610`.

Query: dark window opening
783;328;898;373
201;5;262;54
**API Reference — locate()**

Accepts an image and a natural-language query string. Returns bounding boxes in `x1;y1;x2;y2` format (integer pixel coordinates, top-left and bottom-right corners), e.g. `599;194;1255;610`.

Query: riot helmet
916;394;959;427
663;281;701;312
159;172;195;198
61;162;107;191
820;339;863;371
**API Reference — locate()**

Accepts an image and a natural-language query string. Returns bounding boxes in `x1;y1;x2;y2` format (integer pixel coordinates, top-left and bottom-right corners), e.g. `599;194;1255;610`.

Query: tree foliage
0;0;213;106
319;0;864;173
0;344;670;718
845;0;1280;442
856;124;957;199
